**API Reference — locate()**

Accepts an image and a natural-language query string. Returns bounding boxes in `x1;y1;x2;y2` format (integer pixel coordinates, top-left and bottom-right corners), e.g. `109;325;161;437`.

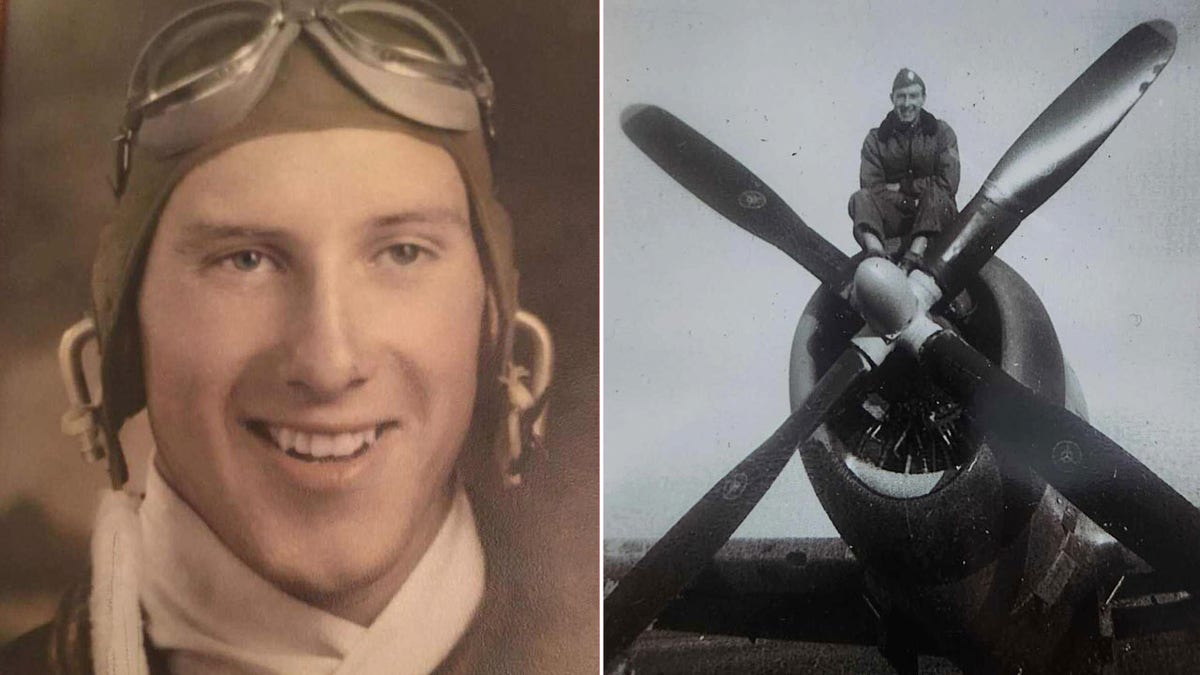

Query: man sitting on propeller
610;21;1185;670
849;68;960;269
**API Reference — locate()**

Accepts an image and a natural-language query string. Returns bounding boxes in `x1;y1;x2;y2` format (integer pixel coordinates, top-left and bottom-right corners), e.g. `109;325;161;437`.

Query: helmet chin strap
499;310;554;487
60;310;555;491
59;316;127;488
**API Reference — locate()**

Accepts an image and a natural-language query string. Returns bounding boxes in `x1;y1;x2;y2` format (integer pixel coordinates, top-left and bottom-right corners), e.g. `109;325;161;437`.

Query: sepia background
0;0;598;668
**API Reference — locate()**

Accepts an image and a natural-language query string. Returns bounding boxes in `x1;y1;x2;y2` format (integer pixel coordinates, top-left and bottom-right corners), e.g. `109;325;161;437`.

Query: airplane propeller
923;19;1178;301
918;326;1200;589
606;19;1180;667
620;104;854;292
603;346;873;657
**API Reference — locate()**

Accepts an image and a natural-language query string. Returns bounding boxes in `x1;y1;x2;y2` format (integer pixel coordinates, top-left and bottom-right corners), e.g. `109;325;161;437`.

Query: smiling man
848;68;960;268
139;129;488;631
0;1;554;673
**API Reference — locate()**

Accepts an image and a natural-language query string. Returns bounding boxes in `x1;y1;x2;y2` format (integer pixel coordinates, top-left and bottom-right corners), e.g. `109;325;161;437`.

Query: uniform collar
878;109;939;142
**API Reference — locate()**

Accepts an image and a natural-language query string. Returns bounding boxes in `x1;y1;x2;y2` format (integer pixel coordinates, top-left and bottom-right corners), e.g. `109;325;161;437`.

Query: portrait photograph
604;0;1200;672
0;1;597;673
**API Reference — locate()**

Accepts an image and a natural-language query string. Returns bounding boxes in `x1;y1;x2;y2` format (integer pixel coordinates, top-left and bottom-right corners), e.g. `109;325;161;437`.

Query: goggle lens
131;2;277;111
336;5;449;62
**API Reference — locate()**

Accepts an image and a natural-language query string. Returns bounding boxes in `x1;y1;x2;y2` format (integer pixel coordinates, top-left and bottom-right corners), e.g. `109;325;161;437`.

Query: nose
282;274;373;401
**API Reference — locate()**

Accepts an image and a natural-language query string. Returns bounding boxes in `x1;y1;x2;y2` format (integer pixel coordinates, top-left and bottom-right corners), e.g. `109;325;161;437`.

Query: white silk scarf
92;464;485;675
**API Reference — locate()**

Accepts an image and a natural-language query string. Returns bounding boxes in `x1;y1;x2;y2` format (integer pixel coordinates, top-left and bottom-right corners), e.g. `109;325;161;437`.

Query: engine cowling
790;257;1070;662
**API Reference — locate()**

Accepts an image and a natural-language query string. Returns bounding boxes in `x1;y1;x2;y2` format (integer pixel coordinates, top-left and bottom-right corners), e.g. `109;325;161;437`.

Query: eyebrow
369;207;470;230
172;221;293;256
172;207;471;256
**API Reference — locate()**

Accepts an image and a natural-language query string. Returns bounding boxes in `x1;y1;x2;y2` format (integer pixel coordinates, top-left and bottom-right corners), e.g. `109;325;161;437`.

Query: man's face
891;83;926;124
139;129;486;619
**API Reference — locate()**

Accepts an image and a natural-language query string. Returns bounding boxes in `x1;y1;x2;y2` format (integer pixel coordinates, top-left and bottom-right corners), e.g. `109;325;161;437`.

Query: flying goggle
113;0;495;196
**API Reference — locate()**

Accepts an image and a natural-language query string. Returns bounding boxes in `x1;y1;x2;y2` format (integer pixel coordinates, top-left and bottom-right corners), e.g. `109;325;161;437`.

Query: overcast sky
604;0;1200;539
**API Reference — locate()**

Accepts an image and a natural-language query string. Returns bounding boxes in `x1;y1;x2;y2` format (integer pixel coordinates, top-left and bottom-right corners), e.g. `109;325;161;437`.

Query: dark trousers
848;187;956;257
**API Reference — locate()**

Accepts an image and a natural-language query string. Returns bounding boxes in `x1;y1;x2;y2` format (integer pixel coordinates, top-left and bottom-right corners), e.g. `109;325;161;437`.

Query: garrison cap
892;68;926;94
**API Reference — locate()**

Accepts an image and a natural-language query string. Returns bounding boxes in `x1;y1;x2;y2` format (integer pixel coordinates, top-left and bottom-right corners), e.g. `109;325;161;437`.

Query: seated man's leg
849;189;883;249
911;188;957;244
849;188;909;259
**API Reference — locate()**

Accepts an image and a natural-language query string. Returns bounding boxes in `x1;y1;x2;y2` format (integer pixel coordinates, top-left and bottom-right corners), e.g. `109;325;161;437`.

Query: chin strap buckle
58;317;108;464
499;310;554;487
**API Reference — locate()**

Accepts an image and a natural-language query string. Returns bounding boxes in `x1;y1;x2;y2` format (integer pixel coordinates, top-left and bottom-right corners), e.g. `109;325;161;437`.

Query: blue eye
385;243;424;265
230;250;264;271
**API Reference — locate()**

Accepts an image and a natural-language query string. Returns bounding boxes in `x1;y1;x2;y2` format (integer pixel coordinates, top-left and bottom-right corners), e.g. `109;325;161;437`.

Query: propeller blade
603;345;872;663
919;329;1200;597
622;104;853;289
923;20;1176;299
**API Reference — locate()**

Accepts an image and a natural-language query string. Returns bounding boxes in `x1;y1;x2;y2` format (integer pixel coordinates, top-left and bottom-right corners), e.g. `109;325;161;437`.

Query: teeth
336;433;361;455
279;428;296;453
311;434;334;457
264;424;383;459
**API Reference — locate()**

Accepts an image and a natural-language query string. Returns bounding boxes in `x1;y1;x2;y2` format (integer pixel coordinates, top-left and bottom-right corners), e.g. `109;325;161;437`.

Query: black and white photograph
604;1;1200;672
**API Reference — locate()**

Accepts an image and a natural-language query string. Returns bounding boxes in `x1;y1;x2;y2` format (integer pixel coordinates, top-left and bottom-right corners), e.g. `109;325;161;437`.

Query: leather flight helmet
58;0;552;490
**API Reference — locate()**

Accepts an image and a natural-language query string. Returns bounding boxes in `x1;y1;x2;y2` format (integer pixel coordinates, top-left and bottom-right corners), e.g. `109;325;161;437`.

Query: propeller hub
853;258;918;337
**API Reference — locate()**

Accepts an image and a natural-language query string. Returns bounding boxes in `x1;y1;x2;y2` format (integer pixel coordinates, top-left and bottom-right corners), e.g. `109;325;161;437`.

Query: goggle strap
111;128;136;198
